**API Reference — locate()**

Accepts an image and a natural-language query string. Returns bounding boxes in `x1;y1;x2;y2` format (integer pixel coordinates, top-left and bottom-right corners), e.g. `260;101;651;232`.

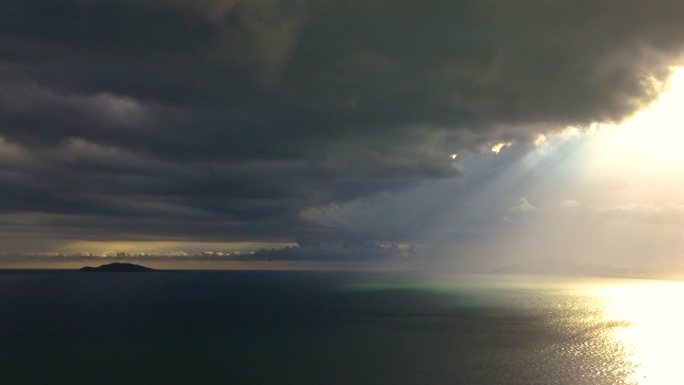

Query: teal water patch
337;276;515;310
337;282;427;292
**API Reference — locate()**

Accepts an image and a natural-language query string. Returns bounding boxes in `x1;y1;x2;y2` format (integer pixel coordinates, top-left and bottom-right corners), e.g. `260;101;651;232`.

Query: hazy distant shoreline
0;259;683;282
491;259;684;281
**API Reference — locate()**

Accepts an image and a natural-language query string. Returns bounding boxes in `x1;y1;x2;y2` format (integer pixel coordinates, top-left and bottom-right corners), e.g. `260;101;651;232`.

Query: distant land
79;262;156;273
491;260;684;280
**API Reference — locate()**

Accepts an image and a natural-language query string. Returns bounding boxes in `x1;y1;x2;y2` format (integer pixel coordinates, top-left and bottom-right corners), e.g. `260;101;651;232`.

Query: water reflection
597;281;684;385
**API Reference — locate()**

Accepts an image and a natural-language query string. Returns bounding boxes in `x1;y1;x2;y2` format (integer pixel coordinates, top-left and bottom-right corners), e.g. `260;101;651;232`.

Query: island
79;262;157;273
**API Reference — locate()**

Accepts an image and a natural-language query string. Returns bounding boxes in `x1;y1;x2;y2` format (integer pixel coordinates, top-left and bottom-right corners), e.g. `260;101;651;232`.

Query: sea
1;270;682;384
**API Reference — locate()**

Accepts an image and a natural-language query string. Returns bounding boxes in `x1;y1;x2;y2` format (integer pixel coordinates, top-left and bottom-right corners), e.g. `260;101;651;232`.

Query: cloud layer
1;0;684;260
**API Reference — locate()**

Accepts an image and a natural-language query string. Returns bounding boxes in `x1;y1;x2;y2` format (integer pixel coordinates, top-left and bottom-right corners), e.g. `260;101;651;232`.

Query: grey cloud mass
1;0;684;259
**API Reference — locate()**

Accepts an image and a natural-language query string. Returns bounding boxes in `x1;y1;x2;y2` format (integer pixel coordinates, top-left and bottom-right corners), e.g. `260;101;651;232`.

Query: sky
2;0;684;269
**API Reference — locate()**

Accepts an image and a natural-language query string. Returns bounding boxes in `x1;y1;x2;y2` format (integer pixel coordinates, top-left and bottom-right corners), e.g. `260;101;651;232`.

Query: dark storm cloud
1;0;684;249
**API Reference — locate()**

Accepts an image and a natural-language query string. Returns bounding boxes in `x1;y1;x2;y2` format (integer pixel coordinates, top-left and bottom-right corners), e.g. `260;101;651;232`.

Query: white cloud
560;199;581;208
509;197;537;213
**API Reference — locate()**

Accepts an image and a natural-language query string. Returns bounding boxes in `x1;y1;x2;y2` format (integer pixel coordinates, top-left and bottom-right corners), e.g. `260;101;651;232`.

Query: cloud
299;184;456;242
509;197;537;213
0;242;414;263
2;0;684;256
560;200;581;208
4;0;684;156
0;84;151;127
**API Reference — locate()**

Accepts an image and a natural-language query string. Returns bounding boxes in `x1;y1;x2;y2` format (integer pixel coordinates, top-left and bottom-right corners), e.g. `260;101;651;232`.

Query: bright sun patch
491;142;510;154
590;67;684;174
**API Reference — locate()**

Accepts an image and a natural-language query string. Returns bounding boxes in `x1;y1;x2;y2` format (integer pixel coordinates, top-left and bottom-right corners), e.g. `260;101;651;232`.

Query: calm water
0;270;681;384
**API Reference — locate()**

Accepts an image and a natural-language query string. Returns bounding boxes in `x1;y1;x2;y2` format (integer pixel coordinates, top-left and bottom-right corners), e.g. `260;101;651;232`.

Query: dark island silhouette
79;262;156;273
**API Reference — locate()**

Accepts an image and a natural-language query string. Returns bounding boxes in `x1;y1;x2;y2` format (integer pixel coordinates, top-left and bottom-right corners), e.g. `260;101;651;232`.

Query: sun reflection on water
596;281;684;385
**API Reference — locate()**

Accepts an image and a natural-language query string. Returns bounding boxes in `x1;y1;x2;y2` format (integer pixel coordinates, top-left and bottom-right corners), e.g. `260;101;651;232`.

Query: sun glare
598;282;684;384
590;67;684;175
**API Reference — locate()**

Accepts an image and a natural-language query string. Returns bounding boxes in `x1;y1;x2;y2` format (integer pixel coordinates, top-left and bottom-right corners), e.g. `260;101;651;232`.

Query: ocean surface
1;270;682;384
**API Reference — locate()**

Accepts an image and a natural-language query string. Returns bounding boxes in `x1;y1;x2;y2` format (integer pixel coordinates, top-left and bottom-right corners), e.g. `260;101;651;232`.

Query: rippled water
0;271;680;384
